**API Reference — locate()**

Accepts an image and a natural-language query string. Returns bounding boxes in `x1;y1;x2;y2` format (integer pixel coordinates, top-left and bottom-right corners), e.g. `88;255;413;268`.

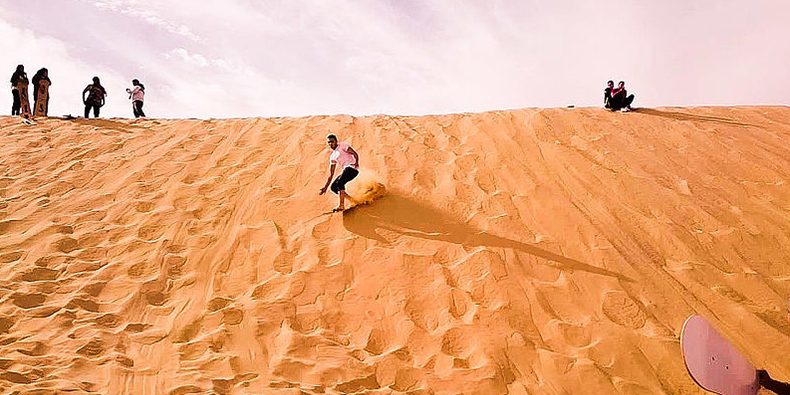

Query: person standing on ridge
126;79;146;118
610;81;635;112
603;80;614;109
82;76;107;118
32;68;51;116
10;65;27;116
319;134;360;212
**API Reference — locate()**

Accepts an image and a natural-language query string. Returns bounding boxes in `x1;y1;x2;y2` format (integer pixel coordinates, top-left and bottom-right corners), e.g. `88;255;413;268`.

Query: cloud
0;17;131;118
1;0;789;119
164;48;209;68
87;0;202;42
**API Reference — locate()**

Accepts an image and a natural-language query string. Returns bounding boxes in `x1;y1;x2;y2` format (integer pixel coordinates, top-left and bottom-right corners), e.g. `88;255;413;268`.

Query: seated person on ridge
609;80;635;112
604;80;614;109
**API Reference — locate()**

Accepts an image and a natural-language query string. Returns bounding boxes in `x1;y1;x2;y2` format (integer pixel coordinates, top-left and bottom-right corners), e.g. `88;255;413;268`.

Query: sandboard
18;81;32;119
680;315;759;395
33;79;50;117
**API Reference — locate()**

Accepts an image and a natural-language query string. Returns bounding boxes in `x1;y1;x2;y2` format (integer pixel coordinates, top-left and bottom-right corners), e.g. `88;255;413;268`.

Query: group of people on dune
11;63;641;119
10;64;147;119
604;80;635;112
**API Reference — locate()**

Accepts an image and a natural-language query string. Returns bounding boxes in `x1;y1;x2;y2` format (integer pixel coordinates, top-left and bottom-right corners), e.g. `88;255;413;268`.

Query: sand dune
0;106;788;395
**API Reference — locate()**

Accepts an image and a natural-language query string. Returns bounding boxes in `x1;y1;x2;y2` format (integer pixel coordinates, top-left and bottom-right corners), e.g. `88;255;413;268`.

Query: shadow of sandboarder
634;108;756;127
343;195;634;282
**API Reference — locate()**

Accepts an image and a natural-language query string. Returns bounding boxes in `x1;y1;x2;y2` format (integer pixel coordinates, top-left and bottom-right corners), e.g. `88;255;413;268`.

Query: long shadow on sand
635;108;756;127
58;117;158;134
343;195;633;282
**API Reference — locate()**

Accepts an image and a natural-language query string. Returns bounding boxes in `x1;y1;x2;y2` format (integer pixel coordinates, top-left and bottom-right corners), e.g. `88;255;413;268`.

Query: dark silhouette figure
82;76;107;118
609;80;635;112
10;65;27;115
604;80;614;109
32;68;51;116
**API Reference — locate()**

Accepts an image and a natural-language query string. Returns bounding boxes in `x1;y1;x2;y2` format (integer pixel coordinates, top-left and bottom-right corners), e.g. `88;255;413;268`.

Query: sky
0;0;788;118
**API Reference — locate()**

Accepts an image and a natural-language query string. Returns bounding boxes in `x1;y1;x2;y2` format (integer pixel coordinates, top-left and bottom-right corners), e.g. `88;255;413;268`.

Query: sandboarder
603;80;614;109
610;81;635;112
758;370;790;395
32;68;51;117
319;134;360;212
125;79;146;118
82;76;107;118
10;65;27;116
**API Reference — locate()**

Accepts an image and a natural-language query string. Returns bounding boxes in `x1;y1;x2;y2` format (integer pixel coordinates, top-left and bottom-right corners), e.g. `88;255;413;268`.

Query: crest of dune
0;106;788;395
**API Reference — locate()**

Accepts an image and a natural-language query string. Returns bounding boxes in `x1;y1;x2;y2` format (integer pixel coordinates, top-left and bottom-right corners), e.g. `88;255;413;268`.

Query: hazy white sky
1;0;788;118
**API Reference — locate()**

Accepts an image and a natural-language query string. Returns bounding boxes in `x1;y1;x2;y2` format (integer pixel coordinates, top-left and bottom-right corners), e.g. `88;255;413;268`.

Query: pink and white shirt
129;86;145;102
329;142;357;169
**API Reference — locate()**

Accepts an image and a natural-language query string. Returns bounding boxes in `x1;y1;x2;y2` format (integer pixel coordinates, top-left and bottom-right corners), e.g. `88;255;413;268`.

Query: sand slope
0;106;788;395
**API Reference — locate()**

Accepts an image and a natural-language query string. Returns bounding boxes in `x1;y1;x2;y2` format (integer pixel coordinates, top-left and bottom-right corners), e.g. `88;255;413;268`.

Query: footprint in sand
94;313;120;328
145;291;167;306
66;297;100;312
10;292;46;309
0;219;21;234
77;338;105;357
136;201;155;213
0;251;23;263
0;371;34;384
601;291;647;329
138;224;166;241
441;327;472;357
165;255;187;278
167;385;204;395
20;267;59;281
222;307;244;325
0;316;15;334
54;237;79;253
127;261;148;277
208;296;232;312
364;328;390;355
272;251;294;274
81;282;107;297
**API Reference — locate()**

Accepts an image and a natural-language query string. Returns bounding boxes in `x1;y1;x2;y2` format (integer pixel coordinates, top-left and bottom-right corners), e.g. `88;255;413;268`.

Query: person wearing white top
319;134;360;212
125;79;146;118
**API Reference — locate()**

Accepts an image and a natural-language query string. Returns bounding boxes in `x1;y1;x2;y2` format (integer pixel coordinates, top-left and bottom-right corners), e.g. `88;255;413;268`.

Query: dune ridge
0;106;788;395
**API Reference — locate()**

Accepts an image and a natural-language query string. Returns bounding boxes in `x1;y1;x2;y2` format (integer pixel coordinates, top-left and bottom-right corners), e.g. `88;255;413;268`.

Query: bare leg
336;190;347;210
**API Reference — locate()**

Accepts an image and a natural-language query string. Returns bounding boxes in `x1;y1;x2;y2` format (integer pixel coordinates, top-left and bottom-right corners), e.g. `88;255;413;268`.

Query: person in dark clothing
82;76;107;118
610;81;635;112
126;79;146;118
603;80;614;109
10;65;27;116
32;68;51;116
759;370;790;395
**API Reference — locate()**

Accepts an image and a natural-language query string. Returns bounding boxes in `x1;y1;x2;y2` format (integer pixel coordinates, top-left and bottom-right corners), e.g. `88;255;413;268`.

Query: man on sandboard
319;134;360;212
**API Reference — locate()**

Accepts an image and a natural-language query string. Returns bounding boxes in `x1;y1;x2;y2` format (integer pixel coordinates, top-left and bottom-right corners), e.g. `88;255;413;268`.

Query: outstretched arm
759;370;790;395
319;164;337;194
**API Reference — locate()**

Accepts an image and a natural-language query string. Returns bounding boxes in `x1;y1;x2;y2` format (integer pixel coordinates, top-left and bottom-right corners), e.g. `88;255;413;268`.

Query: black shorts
330;167;359;194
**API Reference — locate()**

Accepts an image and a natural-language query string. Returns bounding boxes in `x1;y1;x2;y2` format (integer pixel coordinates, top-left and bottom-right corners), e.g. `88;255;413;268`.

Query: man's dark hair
327;134;337;141
618;81;625;85
607;80;614;84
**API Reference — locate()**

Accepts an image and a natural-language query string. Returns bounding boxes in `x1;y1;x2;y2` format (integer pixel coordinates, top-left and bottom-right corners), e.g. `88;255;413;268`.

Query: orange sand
0;106;788;395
